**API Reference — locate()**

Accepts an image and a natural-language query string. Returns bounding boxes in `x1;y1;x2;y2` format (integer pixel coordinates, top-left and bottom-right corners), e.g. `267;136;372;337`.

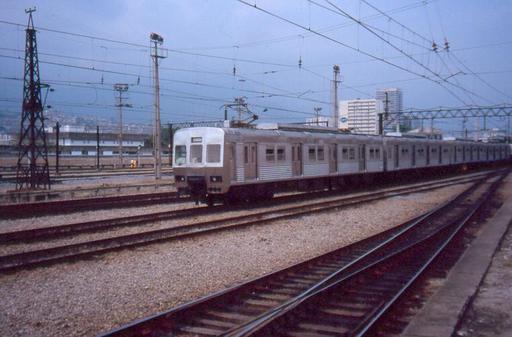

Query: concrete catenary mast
150;33;166;179
332;65;340;129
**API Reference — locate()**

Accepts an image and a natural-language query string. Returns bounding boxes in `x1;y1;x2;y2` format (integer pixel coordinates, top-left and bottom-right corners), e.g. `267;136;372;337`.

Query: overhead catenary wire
236;0;476;106
0;19;297;69
357;0;477;105
0;53;331;106
319;0;493;105
0;76;319;118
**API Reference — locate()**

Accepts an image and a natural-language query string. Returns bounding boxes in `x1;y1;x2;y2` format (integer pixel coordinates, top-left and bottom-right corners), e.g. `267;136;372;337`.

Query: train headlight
175;175;186;182
210;176;223;183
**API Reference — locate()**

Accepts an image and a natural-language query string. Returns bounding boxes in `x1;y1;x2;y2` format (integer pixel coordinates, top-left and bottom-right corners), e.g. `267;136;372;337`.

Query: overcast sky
1;0;511;133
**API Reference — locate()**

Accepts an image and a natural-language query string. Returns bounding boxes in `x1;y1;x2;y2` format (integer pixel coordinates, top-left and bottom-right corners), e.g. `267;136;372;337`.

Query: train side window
266;146;275;162
317;146;325;161
308;146;316;161
277;147;286;161
349;147;356;160
206;144;221;163
190;144;203;164
342;148;349;160
174;145;187;166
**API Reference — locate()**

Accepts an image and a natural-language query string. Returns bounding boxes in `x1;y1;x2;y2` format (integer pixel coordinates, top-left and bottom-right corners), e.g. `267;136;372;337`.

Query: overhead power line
0;19;297;68
236;0;475;106
0;53;330;106
320;0;494;105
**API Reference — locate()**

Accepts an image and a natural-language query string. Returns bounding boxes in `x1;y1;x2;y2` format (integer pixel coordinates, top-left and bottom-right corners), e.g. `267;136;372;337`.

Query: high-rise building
376;88;411;131
339;99;383;135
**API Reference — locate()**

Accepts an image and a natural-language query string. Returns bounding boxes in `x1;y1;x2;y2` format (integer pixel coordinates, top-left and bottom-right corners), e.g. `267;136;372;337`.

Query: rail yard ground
0;172;510;337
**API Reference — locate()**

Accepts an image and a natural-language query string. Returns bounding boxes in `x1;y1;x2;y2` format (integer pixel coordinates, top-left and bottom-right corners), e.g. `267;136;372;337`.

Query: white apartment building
339;99;383;135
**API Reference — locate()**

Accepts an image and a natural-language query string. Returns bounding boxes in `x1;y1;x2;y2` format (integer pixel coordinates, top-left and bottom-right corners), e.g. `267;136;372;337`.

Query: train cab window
207;144;221;163
174;145;187;166
317;146;325;161
190;144;203;164
308;146;316;161
266;146;275;161
277;147;286;161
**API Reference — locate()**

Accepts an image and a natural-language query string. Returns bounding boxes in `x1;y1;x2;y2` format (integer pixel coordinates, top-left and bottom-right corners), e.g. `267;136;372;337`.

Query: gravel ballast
0;184;470;337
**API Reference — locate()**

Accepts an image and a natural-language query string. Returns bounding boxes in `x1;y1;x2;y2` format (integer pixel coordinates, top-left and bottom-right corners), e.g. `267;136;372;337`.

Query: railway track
0;169;496;220
0;190;182;218
0;170;498;244
0;170;502;273
96;168;507;337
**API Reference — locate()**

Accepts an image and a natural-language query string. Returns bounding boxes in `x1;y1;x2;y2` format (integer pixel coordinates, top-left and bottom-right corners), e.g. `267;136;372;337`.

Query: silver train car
173;126;511;204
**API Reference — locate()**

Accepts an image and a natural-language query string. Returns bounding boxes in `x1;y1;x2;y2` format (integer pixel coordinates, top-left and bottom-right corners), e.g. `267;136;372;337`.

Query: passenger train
172;125;511;205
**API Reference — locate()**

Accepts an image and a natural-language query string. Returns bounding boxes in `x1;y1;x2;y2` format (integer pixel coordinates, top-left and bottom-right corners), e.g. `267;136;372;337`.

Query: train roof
175;126;505;146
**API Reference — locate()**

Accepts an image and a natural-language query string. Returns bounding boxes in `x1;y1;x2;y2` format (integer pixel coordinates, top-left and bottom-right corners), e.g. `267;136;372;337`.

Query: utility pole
508;113;511;143
168;123;173;166
332;65;340;129
96;125;100;170
462;117;467;139
16;8;51;190
314;107;322;125
114;83;130;168
55;122;60;174
150;33;165;180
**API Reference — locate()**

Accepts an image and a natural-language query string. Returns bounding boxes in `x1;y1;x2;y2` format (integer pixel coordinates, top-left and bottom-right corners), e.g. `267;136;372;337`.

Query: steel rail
0;168;500;219
0;170;497;245
0;190;183;219
226;173;507;337
95;170;506;337
0;173;495;273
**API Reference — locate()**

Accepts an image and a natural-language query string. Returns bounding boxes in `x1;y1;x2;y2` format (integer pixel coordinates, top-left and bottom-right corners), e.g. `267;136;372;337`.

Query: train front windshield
174;143;222;166
174;145;187;166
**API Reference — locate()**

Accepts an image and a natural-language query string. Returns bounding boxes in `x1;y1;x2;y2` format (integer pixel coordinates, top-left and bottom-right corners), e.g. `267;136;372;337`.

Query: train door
411;145;416;167
329;144;338;173
439;145;443;164
359;144;366;171
394;145;399;168
291;143;303;176
244;143;257;180
383;146;388;171
228;143;236;180
426;145;430;165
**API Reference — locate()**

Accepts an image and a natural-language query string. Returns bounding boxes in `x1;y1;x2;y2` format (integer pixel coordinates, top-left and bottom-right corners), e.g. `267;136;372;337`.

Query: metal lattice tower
16;8;51;190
